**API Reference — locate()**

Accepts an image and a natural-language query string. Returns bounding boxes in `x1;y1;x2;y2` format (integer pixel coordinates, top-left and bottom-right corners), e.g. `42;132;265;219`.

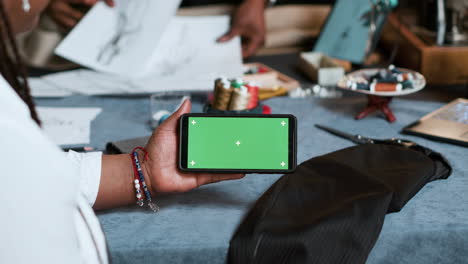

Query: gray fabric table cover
37;95;468;264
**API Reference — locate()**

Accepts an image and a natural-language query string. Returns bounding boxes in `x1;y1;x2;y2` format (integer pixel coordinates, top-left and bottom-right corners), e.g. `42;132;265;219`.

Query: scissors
315;124;416;148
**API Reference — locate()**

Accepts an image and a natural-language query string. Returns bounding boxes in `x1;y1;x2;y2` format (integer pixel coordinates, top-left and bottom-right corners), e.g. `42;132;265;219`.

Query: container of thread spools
205;77;264;114
338;65;426;96
336;65;426;122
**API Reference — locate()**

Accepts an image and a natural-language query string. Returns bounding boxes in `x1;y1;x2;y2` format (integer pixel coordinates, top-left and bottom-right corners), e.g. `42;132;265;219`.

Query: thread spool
354;82;370;90
229;86;251;111
401;80;413;89
213;78;233;110
370;82;402;92
388;64;402;74
231;78;244;88
246;83;259;109
347;80;369;90
377;75;399;83
396;73;413;82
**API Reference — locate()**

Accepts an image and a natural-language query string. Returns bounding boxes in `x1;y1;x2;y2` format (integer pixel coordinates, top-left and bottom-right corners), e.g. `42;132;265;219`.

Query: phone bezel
179;113;297;173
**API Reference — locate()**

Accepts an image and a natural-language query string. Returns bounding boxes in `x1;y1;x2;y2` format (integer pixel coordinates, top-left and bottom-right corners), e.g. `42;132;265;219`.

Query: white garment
0;76;108;263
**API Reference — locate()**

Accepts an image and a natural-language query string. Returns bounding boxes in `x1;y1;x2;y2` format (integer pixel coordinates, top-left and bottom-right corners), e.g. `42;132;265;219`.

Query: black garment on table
228;143;451;264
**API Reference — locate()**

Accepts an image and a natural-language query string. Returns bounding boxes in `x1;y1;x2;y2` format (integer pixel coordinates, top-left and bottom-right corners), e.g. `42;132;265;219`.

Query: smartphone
179;114;297;173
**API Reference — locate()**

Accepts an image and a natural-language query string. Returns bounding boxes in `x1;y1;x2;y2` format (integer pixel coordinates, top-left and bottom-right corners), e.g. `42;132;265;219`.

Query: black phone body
179;113;297;173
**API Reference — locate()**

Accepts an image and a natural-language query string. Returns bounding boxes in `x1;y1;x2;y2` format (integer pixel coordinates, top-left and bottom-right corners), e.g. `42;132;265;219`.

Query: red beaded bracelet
131;153;144;207
130;147;159;212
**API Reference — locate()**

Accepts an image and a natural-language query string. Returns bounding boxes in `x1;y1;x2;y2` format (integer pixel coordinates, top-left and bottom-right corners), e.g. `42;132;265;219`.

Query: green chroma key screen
183;116;293;171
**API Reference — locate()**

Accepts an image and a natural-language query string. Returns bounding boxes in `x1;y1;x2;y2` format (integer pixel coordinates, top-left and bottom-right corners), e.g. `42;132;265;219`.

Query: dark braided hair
0;1;41;125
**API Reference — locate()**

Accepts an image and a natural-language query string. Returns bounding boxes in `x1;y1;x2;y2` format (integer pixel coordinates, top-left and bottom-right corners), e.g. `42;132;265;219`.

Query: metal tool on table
315;124;416;147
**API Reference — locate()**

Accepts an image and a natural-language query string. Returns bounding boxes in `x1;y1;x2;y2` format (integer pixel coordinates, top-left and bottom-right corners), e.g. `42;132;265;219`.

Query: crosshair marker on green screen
187;117;289;170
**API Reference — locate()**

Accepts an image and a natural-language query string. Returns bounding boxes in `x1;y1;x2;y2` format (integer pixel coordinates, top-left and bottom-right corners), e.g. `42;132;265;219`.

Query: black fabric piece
228;143;451;264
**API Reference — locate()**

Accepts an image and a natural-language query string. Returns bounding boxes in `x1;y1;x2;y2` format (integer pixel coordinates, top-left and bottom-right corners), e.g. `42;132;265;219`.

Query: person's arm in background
93;99;244;210
46;0;114;29
48;0;265;56
218;0;266;58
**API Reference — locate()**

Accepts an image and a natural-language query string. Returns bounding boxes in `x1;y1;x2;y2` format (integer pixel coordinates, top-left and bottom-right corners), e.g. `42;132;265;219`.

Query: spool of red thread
246;84;259;109
371;82;402;92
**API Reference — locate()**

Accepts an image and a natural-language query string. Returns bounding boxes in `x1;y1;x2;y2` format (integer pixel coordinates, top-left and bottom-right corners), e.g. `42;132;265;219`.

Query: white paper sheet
41;70;134;95
37;107;102;146
41;69;230;95
145;16;243;82
29;77;73;97
55;0;182;77
48;16;243;95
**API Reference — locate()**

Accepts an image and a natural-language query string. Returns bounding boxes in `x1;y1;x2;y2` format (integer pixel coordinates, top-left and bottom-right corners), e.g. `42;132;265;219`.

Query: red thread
132;147;149;161
246;84;259;109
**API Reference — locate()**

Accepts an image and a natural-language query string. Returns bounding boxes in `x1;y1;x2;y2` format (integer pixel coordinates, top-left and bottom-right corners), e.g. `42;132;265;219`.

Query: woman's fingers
195;173;245;187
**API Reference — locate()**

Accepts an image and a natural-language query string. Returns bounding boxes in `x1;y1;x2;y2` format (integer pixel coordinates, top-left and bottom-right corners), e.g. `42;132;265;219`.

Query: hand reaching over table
218;0;266;58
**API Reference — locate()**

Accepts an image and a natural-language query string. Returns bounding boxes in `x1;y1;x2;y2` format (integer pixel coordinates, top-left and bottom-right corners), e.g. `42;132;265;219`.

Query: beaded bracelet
131;147;159;213
131;156;144;207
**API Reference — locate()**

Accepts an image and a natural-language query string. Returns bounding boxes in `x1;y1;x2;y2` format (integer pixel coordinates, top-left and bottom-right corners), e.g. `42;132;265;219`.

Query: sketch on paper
150;21;199;78
145;16;243;80
96;0;149;65
54;10;243;87
55;0;182;76
37;107;102;146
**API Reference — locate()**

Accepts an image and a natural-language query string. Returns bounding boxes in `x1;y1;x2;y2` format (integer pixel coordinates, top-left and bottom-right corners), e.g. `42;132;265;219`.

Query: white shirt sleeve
66;151;103;206
0;76;108;264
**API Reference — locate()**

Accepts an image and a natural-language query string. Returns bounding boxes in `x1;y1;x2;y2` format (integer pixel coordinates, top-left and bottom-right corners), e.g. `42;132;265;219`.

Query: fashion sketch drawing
97;0;149;65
